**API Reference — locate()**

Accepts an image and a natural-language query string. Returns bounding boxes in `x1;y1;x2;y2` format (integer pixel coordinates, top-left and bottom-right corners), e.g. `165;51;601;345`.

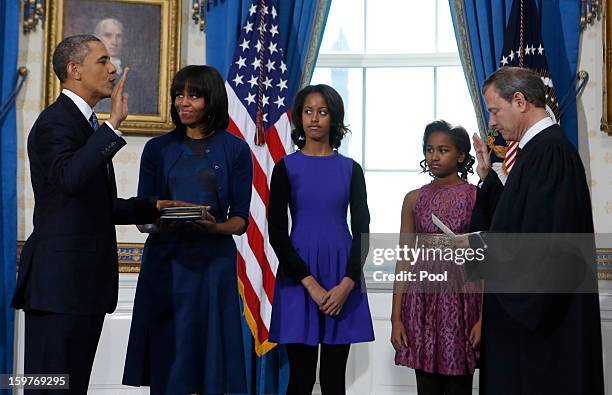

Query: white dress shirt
518;116;554;149
482;116;555;187
61;89;122;137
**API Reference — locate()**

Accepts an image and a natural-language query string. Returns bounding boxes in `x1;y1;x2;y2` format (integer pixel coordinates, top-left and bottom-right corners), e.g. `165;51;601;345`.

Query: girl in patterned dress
391;120;482;395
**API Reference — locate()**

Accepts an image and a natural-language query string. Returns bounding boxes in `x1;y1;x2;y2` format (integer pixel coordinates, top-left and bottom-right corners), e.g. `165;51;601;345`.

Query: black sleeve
36;120;126;195
469;170;503;232
267;159;311;281
345;161;370;283
113;196;159;225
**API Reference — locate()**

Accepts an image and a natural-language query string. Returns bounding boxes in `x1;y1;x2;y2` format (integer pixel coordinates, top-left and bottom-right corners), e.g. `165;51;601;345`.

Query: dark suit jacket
12;93;159;315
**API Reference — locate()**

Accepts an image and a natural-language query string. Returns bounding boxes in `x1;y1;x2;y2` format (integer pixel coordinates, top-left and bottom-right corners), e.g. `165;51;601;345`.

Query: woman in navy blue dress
268;84;374;394
122;65;253;394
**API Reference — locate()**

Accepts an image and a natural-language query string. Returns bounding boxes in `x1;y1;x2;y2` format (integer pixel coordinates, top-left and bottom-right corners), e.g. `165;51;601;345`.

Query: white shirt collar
518;116;555;149
61;88;94;121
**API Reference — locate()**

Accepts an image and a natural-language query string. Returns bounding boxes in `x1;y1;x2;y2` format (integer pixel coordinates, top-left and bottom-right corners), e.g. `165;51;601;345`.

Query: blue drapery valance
449;0;580;147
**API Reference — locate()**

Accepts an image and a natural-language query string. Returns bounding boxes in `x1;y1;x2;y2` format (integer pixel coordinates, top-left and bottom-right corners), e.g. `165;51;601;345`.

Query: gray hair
52;34;101;82
482;67;546;108
94;18;124;37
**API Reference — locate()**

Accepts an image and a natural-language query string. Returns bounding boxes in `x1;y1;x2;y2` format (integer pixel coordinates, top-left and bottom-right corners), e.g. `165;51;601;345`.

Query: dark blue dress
123;130;253;395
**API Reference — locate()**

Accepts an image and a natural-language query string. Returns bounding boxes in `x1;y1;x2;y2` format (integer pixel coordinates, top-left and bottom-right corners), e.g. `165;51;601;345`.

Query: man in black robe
469;67;604;395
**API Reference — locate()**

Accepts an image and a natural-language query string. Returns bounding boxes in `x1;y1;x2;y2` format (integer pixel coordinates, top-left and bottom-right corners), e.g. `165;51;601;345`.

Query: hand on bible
193;208;218;233
472;132;490;180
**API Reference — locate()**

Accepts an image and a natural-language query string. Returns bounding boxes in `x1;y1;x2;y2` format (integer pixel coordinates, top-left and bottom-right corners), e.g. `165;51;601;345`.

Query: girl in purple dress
268;84;374;394
391;120;482;395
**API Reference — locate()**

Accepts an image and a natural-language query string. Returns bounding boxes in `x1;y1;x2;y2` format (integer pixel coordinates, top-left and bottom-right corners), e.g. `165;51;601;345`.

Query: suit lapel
58;94;118;201
57;93;95;138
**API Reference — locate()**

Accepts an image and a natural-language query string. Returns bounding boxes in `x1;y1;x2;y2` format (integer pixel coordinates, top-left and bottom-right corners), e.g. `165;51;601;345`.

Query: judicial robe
470;124;604;395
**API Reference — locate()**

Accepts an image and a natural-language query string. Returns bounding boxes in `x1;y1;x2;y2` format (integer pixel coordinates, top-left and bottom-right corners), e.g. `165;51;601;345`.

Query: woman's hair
170;65;229;135
290;84;350;149
419;120;475;180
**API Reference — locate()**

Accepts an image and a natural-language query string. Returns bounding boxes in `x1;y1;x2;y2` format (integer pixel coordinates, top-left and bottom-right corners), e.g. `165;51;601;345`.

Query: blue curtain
449;0;581;146
539;0;580;147
206;1;331;393
0;0;19;389
204;2;251;79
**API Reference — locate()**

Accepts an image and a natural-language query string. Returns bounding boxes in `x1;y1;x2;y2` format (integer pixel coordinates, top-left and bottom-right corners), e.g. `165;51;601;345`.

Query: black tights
415;370;474;395
285;343;351;395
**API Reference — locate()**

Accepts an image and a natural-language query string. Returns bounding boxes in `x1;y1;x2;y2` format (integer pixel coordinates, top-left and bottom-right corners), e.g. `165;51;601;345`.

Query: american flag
225;0;293;356
490;0;560;176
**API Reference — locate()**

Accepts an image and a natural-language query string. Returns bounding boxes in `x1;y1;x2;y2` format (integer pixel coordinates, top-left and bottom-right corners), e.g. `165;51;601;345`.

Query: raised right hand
472;132;491;180
390;319;408;351
108;67;130;129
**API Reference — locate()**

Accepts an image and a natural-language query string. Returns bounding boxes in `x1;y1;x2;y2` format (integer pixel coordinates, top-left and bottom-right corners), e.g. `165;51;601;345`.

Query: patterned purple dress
395;182;481;375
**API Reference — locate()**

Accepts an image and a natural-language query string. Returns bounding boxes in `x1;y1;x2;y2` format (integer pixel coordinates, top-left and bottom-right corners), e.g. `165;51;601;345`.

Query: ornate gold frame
603;0;612;134
42;0;181;135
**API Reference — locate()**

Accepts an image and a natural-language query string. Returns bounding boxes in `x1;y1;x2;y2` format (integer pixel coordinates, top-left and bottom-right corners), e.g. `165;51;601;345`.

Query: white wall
578;16;612;235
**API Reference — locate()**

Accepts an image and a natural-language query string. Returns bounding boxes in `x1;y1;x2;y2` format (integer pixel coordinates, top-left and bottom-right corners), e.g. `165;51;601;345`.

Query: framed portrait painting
43;0;181;135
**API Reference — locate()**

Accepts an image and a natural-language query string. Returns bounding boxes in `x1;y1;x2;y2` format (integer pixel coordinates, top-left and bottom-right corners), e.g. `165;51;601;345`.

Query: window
311;0;479;232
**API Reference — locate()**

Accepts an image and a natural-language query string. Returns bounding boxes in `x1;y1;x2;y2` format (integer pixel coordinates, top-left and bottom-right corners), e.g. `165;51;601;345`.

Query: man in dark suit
11;34;181;394
468;67;604;395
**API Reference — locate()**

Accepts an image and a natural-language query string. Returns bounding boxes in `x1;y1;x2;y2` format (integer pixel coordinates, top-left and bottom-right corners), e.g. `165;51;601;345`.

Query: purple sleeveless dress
395;182;481;375
269;151;374;345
